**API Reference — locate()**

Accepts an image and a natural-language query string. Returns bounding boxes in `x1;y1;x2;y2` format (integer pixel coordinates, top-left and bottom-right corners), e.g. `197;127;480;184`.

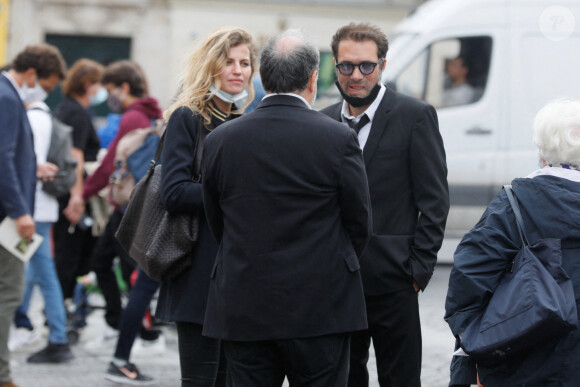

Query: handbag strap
152;117;208;181
503;185;530;247
192;124;208;182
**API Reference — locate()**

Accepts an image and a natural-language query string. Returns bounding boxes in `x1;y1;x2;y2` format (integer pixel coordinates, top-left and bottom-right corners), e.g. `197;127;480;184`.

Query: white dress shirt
341;83;386;150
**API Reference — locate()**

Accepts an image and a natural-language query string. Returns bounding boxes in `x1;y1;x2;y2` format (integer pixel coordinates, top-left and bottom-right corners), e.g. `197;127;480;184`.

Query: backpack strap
503;185;530;247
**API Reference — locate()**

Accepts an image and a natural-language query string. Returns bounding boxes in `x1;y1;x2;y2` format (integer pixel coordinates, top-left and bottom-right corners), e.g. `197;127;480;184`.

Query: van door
386;29;506;233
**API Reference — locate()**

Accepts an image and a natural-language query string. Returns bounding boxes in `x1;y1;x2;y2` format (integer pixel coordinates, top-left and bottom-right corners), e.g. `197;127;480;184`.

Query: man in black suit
202;29;372;387
321;23;450;387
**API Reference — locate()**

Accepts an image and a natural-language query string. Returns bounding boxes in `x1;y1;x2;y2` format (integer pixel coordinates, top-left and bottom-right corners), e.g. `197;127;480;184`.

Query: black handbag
115;125;206;281
459;185;578;363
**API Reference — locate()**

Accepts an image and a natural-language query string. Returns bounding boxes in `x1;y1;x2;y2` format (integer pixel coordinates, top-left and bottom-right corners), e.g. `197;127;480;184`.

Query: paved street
10;265;454;387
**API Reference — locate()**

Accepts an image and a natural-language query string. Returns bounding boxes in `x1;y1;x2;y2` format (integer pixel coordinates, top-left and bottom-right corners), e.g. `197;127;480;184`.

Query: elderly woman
445;99;580;386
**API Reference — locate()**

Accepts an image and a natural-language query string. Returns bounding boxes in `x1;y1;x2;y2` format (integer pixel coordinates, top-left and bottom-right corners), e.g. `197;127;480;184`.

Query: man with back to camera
321;23;450;387
202;29;372;386
0;43;66;387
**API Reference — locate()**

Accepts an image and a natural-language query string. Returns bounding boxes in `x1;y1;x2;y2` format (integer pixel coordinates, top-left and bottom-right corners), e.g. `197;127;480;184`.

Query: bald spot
276;36;301;55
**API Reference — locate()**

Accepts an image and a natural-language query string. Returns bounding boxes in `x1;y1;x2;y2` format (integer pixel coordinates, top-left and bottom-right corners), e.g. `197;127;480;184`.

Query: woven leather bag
115;126;206;281
459;185;577;363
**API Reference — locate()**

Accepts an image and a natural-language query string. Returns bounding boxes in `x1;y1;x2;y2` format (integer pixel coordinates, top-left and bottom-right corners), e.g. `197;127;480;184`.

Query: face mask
90;87;108;106
106;89;124;113
21;78;48;104
335;81;381;108
210;84;248;104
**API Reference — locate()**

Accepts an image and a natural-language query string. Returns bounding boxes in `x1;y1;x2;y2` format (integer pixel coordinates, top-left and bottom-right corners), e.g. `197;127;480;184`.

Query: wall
7;0;417;109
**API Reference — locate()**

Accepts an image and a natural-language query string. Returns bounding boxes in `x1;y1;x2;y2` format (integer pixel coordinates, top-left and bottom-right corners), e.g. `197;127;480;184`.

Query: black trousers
53;195;97;299
348;286;421;387
224;333;350;387
90;209;136;329
176;322;226;387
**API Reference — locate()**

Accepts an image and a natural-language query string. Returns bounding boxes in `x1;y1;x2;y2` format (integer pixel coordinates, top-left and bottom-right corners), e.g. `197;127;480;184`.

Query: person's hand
37;162;59;182
15;214;35;241
413;280;420;292
64;194;85;225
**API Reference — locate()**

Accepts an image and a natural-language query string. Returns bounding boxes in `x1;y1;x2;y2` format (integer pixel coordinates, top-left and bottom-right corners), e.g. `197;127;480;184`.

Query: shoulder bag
459;185;577;363
115;124;206;281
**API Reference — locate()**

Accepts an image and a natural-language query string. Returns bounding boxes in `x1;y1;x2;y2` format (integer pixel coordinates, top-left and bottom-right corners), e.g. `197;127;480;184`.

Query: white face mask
21;78;48;104
210;84;248;104
89;87;108;106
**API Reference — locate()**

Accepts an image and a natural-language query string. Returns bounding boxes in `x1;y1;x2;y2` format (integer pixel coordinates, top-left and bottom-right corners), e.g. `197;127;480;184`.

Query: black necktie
345;114;370;134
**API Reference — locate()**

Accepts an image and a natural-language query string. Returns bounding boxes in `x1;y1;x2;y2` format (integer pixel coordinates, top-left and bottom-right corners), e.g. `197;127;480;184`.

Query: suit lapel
363;88;395;167
327;103;342;121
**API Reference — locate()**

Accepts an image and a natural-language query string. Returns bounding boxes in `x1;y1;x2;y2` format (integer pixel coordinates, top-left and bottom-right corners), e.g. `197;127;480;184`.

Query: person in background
53;58;104;309
154;26;256;387
445;99;580;386
321;23;450;387
0;43;66;387
82;60;163;347
202;29;371;386
15;95;74;364
441;55;475;107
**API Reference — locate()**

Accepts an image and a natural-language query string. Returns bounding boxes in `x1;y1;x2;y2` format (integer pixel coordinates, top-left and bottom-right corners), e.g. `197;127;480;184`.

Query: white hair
533;99;580;167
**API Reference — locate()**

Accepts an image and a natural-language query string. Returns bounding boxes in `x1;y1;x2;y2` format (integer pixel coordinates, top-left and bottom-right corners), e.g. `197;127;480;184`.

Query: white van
381;0;580;259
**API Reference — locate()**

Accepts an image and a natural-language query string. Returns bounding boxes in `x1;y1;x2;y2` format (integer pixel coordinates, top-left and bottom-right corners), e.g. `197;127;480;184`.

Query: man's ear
23;68;37;86
308;70;318;93
380;58;387;72
120;81;131;94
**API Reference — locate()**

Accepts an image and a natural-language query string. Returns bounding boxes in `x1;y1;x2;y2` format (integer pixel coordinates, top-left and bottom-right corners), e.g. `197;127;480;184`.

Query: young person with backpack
78;61;164;376
13;99;76;364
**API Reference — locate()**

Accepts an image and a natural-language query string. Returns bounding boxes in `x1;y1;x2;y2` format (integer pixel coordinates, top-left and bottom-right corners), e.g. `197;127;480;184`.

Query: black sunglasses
335;59;383;76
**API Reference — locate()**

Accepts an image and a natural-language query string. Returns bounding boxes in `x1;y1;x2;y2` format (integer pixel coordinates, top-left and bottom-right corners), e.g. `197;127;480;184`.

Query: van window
394;36;492;108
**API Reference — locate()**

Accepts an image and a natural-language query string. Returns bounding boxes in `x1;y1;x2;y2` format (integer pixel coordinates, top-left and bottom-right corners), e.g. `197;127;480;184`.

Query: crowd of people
0;20;579;387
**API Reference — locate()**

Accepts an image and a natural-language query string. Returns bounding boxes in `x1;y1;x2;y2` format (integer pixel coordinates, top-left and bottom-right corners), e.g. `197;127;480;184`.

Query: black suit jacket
321;87;449;294
202;95;372;341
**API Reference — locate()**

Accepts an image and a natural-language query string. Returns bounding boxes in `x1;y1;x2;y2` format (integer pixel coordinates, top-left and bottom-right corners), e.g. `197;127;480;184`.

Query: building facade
5;0;423;110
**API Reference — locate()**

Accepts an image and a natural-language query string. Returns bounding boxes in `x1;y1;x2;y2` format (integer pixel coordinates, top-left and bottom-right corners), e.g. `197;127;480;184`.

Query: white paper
0;217;43;262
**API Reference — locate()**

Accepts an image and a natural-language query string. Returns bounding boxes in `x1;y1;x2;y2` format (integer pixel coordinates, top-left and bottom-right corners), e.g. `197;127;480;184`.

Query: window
393;36;492;108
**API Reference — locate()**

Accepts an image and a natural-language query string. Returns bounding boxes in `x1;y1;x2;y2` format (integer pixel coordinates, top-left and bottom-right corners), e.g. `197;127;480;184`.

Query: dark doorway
45;34;131;116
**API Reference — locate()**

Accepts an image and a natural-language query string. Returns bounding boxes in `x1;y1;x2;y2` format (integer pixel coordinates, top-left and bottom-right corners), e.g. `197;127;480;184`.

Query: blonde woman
155;26;256;386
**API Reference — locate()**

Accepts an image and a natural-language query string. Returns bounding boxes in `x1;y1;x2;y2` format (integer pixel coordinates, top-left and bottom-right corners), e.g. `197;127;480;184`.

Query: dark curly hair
12;43;66;80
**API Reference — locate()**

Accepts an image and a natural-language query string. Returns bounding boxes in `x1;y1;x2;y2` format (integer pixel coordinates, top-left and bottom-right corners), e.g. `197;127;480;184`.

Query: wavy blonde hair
164;26;257;125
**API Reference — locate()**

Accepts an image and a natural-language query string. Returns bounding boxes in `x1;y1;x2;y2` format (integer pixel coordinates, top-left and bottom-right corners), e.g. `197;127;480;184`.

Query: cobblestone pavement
9;265;454;387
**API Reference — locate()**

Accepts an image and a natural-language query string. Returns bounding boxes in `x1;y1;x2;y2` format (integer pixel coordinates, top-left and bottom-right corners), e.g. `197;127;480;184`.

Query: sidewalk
9;290;181;387
8;265;454;387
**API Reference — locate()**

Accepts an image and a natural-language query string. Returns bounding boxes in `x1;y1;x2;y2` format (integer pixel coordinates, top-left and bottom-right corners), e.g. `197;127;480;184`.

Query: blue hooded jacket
445;170;580;386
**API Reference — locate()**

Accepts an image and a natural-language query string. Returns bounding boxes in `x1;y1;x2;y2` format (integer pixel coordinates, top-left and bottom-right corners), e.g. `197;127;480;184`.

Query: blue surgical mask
90;87;108;106
21;78;48;104
210;84;248;104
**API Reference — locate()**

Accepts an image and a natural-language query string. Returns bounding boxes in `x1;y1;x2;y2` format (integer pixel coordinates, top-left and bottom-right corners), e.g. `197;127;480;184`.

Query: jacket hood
512;173;580;242
127;96;163;120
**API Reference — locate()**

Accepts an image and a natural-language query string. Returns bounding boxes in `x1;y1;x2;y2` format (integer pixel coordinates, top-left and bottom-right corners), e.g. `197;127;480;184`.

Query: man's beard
335;81;381;108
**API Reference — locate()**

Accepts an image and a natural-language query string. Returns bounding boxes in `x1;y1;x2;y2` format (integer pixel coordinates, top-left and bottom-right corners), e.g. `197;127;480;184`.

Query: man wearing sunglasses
321;23;450;387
